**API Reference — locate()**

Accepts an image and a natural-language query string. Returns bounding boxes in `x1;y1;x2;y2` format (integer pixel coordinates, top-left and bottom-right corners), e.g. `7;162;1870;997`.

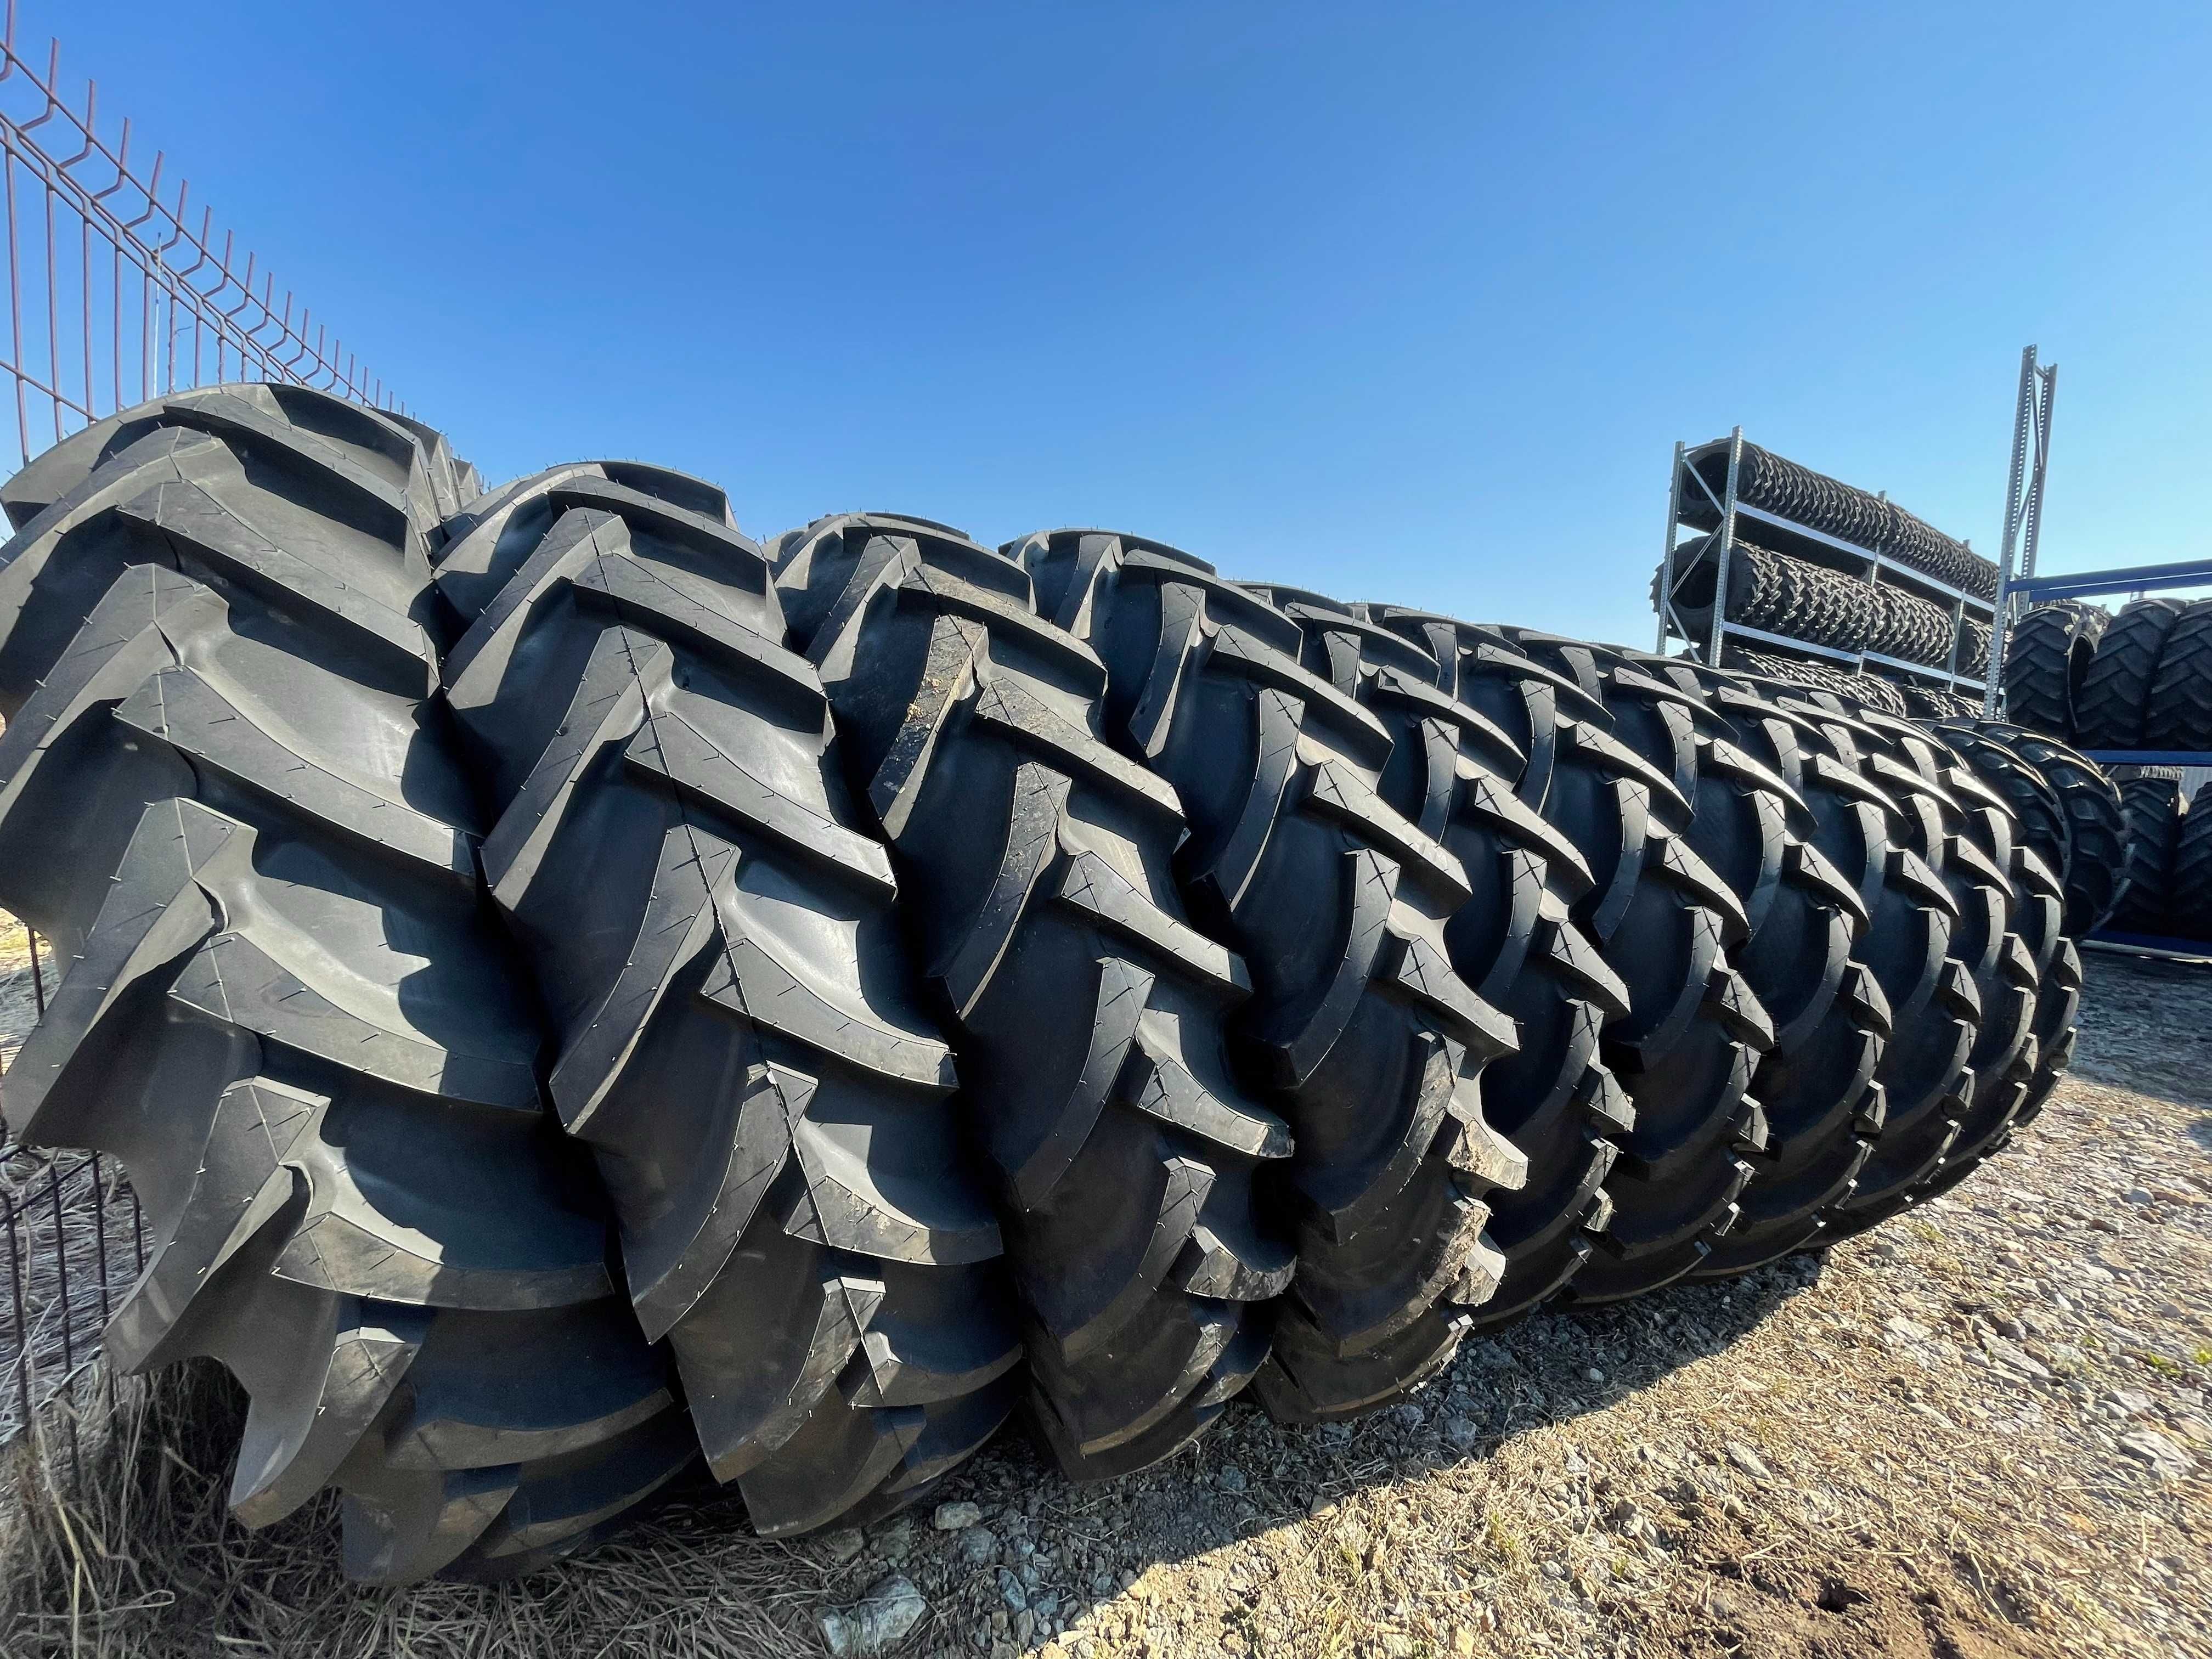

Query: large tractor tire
1217;584;1630;1344
770;516;1294;1473
2073;599;2187;752
2143;600;2212;753
2000;604;2098;741
2112;774;2185;934
0;387;696;1583
1497;632;1882;1294
1384;618;1774;1301
1003;534;1523;1424
435;472;1020;1535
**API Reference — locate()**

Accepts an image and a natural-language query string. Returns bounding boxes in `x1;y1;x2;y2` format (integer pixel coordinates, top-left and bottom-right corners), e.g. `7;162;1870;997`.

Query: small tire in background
2113;772;2185;934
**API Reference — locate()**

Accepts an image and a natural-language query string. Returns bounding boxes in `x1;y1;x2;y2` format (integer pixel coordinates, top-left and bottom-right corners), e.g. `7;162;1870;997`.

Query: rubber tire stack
1657;537;1951;667
0;389;2091;1585
1679;440;1998;600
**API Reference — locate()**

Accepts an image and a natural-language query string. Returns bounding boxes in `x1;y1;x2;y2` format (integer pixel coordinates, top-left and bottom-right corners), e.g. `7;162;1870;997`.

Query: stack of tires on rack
1999;596;2212;946
0;388;2111;1585
1653;439;1998;725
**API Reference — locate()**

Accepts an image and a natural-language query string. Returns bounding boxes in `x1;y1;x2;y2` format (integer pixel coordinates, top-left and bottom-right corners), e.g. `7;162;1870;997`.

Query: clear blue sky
55;2;2212;644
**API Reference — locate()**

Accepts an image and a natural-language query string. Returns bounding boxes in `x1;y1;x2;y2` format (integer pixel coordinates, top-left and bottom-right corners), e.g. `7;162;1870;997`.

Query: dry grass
2;1361;832;1659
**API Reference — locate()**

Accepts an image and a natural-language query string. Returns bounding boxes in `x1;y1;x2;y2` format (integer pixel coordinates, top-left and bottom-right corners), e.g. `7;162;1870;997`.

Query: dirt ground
3;949;2208;1659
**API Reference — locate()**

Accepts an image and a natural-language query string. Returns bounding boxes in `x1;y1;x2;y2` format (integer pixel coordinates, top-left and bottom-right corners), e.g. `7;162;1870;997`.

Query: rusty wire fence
0;0;411;1488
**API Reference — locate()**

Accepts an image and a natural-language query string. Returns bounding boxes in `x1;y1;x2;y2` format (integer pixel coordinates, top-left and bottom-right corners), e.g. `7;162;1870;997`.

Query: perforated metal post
1986;346;2042;713
1655;440;1687;652
1706;428;1746;665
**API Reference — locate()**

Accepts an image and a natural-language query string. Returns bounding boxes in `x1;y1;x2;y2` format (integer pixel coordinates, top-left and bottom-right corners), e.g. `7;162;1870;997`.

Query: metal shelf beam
2080;749;2212;768
2008;557;2212;603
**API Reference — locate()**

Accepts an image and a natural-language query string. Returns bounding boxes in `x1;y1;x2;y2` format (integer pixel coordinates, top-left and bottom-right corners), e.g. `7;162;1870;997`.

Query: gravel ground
3;951;2209;1658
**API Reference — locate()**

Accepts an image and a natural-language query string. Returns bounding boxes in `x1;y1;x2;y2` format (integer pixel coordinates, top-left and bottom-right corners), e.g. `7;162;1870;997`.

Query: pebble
1218;1464;1248;1493
934;1501;983;1531
821;1528;865;1565
819;1576;927;1658
1724;1442;1773;1482
2118;1431;2196;1480
958;1526;1000;1565
1883;1316;1934;1343
1584;1367;1606;1384
996;1568;1029;1612
1444;1415;1481;1454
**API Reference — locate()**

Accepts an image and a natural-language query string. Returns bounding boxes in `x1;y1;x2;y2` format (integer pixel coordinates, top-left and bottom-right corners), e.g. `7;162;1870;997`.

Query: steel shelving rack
1653;427;1995;696
1970;347;2212;955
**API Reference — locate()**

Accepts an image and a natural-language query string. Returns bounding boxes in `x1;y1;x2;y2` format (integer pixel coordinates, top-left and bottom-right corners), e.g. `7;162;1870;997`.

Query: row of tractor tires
1656;537;1954;667
0;388;2090;1587
1929;720;2128;937
1717;646;1909;717
2047;597;2212;754
997;535;1535;1425
1678;440;1997;600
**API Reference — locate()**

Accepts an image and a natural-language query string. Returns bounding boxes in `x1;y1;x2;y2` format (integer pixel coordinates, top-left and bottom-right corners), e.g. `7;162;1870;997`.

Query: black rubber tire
1427;624;1775;1301
0;387;696;1583
1501;631;1884;1295
1634;658;1918;1274
1795;706;2036;1237
436;473;1022;1536
2113;775;2185;933
2144;600;2212;753
2169;782;2212;943
2074;599;2188;752
1001;536;1522;1425
1229;586;1634;1342
2000;606;2098;741
771;515;1294;1473
1963;725;2126;936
